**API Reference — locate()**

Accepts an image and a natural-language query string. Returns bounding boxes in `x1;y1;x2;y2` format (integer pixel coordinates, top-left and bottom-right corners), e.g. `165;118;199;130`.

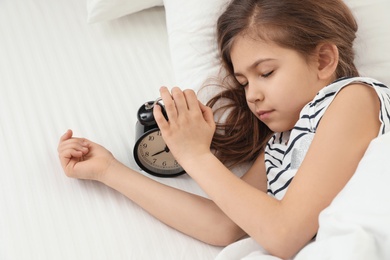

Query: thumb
60;129;73;142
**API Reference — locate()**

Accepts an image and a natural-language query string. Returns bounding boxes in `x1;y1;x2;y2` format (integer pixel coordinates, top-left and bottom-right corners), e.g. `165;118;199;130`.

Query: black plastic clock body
133;100;185;177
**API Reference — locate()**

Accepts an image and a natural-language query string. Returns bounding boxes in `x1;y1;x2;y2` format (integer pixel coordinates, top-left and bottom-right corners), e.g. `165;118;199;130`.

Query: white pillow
164;0;229;100
164;0;390;97
347;0;390;85
87;0;163;23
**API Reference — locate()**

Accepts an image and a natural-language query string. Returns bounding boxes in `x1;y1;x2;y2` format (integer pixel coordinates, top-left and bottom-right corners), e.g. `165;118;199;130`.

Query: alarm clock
133;98;185;178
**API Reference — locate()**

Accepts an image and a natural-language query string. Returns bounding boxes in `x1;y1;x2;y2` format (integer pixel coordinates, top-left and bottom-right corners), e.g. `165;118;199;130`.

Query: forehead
231;35;276;54
230;36;286;68
230;35;315;76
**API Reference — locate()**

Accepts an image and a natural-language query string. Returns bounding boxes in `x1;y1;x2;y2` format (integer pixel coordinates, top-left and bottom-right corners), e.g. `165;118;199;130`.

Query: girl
57;0;390;258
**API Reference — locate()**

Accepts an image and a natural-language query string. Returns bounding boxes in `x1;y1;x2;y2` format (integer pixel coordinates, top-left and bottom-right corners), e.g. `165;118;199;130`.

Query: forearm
98;159;245;246
181;153;298;256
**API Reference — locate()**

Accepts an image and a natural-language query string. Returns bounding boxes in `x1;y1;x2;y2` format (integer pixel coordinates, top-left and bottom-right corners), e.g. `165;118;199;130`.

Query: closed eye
261;71;274;78
234;77;248;88
239;82;248;87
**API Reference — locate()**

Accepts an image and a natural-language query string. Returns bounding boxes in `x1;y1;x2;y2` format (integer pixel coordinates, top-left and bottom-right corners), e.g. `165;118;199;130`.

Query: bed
0;0;389;259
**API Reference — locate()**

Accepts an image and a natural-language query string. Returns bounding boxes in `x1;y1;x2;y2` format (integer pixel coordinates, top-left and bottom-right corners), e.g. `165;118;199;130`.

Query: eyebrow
233;58;275;77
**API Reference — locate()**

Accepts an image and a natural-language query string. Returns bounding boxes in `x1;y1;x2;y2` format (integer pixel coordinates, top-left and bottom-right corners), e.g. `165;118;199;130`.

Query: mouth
256;110;274;120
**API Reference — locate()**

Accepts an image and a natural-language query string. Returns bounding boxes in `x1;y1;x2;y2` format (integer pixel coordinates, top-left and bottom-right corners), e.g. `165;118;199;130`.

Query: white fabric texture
0;0;221;259
351;0;390;85
163;0;229;102
87;0;163;23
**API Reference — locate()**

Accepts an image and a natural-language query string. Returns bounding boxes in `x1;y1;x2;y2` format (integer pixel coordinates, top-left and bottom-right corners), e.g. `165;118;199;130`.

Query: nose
245;82;264;104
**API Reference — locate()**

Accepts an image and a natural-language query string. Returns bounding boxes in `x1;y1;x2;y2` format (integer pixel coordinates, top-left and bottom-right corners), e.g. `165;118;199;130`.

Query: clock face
134;129;185;177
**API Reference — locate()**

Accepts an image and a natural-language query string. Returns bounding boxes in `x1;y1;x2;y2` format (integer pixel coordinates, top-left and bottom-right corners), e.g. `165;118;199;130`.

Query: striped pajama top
265;77;390;200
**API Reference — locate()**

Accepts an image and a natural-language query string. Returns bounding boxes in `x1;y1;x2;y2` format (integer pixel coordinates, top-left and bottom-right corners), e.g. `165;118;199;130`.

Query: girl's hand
153;87;216;166
57;129;115;181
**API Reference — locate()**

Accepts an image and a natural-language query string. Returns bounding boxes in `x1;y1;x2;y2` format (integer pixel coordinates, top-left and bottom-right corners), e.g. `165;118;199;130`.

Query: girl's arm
155;85;380;259
58;130;267;246
100;154;267;246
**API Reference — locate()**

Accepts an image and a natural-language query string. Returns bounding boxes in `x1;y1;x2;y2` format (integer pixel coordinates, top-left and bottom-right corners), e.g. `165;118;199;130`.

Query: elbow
203;222;309;259
258;227;310;260
208;227;303;259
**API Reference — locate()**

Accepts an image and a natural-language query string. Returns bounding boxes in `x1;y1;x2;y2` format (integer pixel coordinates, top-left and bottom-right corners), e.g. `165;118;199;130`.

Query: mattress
0;0;221;259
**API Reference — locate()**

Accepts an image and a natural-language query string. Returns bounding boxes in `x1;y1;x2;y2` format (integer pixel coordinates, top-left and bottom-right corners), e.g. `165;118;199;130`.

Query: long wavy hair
208;0;359;167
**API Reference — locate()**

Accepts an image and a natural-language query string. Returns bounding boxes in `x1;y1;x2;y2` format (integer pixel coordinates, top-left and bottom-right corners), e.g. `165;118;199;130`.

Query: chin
266;123;293;133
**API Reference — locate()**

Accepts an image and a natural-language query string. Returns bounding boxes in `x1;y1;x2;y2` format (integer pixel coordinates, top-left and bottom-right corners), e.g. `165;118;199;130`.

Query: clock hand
152;145;170;156
152;149;165;157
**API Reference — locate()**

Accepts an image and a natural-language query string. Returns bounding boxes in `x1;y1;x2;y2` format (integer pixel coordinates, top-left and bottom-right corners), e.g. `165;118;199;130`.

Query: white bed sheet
0;0;222;259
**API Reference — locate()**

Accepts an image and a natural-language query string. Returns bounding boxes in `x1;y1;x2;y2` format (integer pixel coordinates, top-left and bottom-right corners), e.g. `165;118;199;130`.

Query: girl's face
230;35;323;132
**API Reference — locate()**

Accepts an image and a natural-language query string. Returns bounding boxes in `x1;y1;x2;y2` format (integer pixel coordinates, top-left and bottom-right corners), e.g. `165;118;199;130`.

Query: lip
256;109;274;120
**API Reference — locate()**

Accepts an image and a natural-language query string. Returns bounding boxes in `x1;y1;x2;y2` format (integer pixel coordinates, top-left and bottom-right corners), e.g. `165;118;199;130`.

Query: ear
315;43;339;80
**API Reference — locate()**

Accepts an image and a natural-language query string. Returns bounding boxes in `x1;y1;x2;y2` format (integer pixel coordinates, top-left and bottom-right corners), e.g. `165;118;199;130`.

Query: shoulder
332;76;388;108
312;76;388;103
334;81;380;108
302;77;386;133
319;80;380;138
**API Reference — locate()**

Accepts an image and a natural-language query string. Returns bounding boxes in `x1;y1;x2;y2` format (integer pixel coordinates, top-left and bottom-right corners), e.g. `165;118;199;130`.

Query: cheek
242;102;258;123
246;101;257;116
271;78;305;107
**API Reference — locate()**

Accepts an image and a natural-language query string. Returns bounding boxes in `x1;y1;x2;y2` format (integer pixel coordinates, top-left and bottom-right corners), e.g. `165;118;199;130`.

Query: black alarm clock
133;98;185;177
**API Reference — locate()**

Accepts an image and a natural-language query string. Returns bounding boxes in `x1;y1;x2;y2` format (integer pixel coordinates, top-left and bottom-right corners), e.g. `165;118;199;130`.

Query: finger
58;138;89;154
59;140;89;160
171;87;189;112
60;129;73;142
60;141;89;154
69;149;85;158
154;104;169;130
183;89;200;112
59;147;82;170
159;86;177;121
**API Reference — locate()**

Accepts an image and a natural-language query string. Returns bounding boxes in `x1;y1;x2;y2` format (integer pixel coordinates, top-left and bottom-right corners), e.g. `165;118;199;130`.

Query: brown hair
208;0;359;167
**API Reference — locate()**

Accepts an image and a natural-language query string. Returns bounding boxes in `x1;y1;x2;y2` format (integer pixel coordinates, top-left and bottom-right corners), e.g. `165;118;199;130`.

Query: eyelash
238;71;274;87
261;70;274;78
239;82;248;88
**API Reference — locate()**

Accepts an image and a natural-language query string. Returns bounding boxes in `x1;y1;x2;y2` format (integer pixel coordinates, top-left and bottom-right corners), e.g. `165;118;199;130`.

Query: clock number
142;143;147;149
157;131;162;136
162;161;167;167
148;136;154;141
